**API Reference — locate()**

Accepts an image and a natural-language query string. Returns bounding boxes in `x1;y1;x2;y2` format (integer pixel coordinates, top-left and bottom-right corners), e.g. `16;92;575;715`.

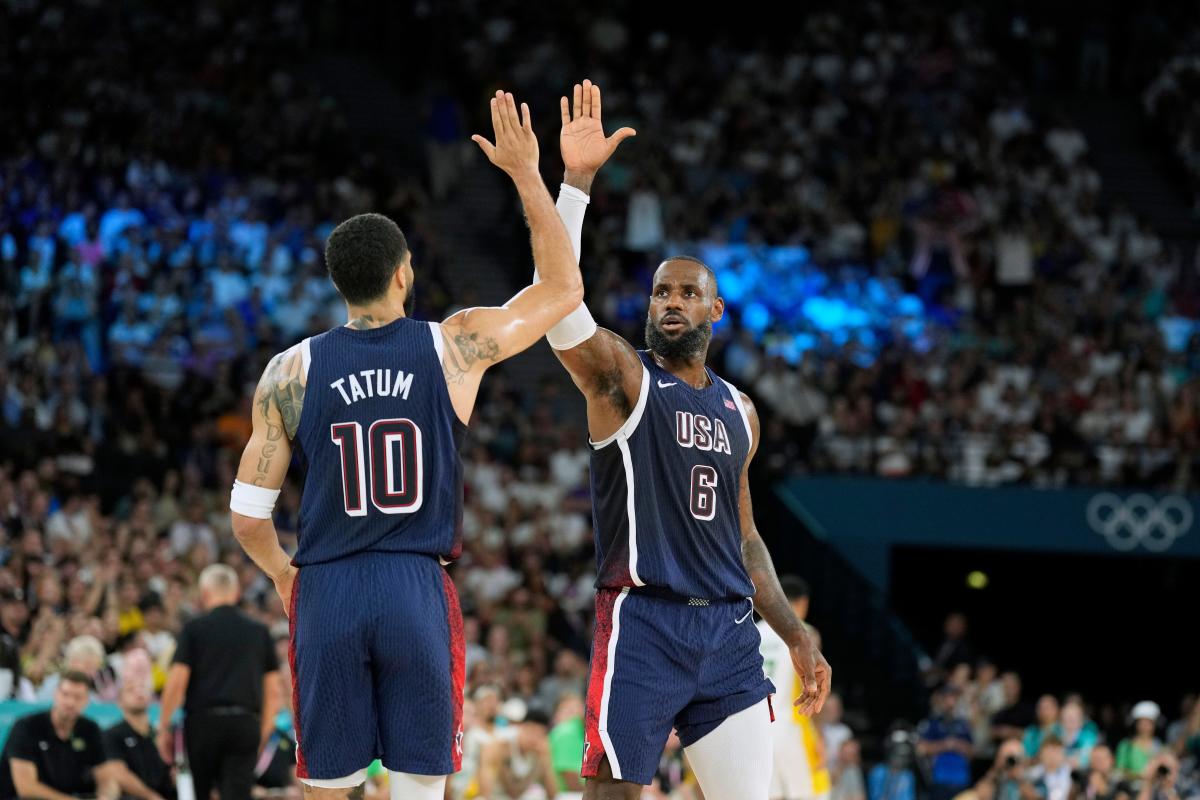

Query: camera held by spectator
1136;753;1181;800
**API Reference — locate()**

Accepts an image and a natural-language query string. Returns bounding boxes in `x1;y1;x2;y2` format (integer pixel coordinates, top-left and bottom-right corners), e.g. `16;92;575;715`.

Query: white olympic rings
1086;493;1193;553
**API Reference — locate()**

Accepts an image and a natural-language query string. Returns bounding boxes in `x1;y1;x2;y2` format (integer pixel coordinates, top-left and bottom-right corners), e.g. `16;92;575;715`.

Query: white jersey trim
615;437;645;587
300;336;312;379
720;378;753;446
589;364;650;449
598;588;630;780
427;321;444;362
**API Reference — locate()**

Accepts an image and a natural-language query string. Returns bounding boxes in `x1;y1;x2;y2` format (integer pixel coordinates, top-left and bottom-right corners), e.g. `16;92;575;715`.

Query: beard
404;284;416;317
645;315;712;361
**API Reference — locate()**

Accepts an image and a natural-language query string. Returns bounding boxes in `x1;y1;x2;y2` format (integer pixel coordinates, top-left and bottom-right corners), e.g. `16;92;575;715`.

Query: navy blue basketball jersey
589;351;755;600
291;317;466;566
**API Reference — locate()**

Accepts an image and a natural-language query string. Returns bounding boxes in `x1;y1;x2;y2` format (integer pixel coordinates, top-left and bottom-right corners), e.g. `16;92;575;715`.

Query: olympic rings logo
1086;493;1193;552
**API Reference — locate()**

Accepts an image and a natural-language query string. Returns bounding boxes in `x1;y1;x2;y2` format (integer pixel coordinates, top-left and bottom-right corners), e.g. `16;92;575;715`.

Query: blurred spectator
1136;753;1184;800
104;667;172;800
0;670;121;800
926;614;974;689
1171;697;1200;761
868;730;918;800
478;706;556;800
919;685;976;800
1057;700;1101;769
1117;703;1166;781
647;731;700;800
1027;737;1072;800
1025;696;1063;759
832;739;867;800
547;693;585;799
31;634;112;703
1083;745;1129;800
820;693;855;772
0;589;25;699
535;650;587;714
959;738;1029;800
992;673;1036;748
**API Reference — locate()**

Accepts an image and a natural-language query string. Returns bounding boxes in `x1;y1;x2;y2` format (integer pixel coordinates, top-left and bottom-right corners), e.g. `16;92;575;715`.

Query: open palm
560;79;636;175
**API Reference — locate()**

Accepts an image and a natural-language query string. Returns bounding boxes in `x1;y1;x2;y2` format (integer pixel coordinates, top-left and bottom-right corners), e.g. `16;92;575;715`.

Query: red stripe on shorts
581;589;620;778
442;571;466;772
287;571;308;779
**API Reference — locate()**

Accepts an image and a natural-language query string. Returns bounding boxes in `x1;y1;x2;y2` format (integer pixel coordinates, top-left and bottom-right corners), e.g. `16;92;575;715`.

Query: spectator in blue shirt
920;684;976;800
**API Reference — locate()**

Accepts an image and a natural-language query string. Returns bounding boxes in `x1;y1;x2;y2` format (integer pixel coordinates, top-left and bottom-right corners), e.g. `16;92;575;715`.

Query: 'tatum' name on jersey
330;369;414;405
675;411;733;454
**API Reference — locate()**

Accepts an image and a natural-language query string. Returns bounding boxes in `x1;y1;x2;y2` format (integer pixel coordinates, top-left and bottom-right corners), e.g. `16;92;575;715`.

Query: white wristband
546;303;598;349
230;479;281;519
555;183;590;263
539;183;597;349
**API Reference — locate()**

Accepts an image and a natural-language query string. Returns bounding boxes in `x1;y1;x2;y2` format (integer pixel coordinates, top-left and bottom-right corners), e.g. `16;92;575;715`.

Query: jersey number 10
330;419;424;516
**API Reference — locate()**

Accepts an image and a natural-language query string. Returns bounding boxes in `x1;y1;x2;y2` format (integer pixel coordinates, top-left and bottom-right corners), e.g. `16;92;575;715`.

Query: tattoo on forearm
441;326;501;385
742;532;804;639
347;784;365;800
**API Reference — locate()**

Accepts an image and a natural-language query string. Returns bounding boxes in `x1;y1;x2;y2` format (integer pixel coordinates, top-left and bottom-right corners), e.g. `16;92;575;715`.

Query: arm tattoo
738;393;806;644
743;531;806;643
440;326;501;385
253;348;307;484
252;419;285;487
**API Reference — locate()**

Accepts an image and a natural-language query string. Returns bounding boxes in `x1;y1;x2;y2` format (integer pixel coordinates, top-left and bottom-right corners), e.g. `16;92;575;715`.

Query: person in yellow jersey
758;576;832;800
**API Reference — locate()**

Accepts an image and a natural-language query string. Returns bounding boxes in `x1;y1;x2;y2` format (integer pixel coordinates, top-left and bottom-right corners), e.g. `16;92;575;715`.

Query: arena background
2;0;1199;797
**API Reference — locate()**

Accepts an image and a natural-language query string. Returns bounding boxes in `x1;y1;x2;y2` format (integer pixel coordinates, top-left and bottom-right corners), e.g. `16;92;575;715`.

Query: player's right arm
230;344;305;611
438;91;584;424
547;80;644;443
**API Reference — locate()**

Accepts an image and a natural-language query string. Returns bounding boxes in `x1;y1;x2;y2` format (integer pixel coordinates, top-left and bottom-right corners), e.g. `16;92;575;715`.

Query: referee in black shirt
157;565;280;800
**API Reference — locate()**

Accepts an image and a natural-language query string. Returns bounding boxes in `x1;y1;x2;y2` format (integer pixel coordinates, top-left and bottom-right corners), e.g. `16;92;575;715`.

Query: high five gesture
560;79;637;192
472;90;541;178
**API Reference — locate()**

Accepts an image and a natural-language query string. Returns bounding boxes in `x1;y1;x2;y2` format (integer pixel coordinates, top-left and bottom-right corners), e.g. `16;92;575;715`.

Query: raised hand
472;90;540;179
560;79;636;178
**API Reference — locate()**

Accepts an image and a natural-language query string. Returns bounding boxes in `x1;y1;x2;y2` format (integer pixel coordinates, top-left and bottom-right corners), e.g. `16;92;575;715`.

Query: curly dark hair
324;213;408;305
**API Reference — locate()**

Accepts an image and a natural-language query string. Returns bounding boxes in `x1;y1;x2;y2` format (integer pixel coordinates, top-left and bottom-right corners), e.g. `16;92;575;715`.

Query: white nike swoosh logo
657;379;677;388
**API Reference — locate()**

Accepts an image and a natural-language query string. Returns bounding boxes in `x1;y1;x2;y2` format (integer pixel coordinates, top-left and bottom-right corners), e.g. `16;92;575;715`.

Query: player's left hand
560;79;636;177
789;638;832;717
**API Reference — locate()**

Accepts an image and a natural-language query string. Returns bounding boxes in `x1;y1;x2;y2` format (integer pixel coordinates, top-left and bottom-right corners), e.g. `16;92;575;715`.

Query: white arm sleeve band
538;183;597;350
230;479;281;520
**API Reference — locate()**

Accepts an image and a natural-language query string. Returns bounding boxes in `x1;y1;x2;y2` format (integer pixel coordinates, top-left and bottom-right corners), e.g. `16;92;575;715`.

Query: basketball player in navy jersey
224;90;616;800
543;80;832;799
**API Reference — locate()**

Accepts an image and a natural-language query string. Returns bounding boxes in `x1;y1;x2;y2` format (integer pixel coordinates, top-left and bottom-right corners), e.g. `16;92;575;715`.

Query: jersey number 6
690;465;718;521
330;419;424;516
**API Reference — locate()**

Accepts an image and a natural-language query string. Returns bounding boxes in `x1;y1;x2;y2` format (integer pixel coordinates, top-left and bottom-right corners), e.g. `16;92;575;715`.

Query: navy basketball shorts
582;587;776;785
288;551;465;779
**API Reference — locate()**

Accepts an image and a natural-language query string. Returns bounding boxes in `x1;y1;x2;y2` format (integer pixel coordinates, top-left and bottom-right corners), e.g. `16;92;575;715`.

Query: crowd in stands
444;4;1200;490
899;614;1200;800
1;0;1199;798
